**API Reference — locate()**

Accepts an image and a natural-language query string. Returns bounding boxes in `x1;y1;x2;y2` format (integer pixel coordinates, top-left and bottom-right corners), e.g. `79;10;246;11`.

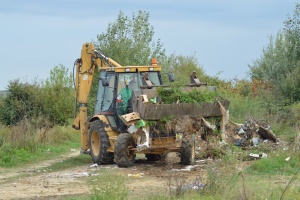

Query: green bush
157;84;219;104
0;80;42;125
0;65;73;126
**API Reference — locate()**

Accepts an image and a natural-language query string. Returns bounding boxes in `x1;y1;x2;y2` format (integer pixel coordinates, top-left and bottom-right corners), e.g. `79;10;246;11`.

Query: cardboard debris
257;127;277;142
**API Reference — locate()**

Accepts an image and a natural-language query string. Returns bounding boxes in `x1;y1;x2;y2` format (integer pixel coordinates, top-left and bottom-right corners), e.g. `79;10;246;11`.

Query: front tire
89;120;114;164
114;133;136;168
180;134;196;165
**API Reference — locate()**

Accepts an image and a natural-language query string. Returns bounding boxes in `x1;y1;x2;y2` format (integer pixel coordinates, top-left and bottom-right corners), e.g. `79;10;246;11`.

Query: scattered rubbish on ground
182;182;206;190
90;163;98;168
285;157;290;161
171;165;203;172
261;153;268;158
180;178;206;191
195;160;206;163
128;173;144;178
65;172;90;178
249;152;268;159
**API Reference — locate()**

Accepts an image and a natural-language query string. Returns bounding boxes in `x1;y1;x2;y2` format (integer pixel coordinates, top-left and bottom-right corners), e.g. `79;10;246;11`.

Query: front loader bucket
137;99;230;120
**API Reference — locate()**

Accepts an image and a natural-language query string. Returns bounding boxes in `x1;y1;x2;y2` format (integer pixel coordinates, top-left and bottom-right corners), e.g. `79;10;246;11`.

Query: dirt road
0;150;209;200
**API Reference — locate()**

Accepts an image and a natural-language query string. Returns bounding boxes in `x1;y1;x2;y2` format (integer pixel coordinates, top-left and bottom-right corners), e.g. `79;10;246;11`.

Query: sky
0;0;297;90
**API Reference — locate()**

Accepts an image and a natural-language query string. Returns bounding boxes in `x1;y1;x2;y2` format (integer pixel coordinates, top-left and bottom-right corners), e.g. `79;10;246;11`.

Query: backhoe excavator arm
72;42;121;152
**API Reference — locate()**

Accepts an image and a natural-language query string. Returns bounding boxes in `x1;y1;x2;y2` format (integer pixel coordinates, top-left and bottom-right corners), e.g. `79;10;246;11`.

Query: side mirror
101;77;109;87
168;73;175;82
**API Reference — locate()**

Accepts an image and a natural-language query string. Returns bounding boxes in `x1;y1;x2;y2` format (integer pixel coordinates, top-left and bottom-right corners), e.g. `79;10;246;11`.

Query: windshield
140;72;161;86
117;71;162;94
94;72;115;114
95;71;162;115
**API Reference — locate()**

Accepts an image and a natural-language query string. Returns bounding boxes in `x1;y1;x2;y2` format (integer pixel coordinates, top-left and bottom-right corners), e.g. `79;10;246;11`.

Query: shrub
0;80;42;125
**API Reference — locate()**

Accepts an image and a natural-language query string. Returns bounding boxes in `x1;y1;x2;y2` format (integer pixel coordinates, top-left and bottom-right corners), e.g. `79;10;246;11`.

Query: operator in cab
116;77;136;115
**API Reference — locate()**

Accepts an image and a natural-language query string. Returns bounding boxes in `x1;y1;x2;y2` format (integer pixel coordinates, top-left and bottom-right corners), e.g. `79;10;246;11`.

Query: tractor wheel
89;120;114;164
114;133;136;168
180;135;196;165
145;154;162;161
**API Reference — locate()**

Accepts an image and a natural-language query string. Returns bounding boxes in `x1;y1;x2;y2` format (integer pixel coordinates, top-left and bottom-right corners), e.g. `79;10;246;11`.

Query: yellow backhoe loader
72;42;229;167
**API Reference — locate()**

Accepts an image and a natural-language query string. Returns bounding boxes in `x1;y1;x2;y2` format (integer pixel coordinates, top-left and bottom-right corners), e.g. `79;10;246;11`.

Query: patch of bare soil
0;149;89;200
0;150;210;200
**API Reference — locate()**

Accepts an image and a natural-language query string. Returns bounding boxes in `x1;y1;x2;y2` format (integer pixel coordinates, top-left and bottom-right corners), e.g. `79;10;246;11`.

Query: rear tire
89;120;114;164
180;135;196;165
114;133;136;168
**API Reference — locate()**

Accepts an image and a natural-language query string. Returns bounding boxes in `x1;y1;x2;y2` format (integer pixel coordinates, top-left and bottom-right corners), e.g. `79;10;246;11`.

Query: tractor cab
93;69;162;132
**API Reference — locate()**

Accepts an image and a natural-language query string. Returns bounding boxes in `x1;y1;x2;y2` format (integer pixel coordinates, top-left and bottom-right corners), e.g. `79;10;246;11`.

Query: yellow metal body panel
98;65;162;72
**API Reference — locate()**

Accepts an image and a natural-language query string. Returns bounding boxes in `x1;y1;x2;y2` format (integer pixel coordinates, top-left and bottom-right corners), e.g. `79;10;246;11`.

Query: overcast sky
0;0;297;90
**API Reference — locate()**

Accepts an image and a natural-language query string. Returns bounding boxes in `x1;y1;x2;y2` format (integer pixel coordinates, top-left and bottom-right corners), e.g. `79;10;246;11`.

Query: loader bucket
131;89;230;120
138;100;230;120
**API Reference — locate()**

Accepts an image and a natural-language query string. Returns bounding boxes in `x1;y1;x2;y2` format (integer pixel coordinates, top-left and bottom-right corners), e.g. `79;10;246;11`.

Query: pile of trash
227;118;280;149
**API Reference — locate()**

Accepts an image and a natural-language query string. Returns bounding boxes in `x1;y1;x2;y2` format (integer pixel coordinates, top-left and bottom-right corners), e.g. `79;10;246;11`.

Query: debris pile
227;118;278;149
167;115;286;159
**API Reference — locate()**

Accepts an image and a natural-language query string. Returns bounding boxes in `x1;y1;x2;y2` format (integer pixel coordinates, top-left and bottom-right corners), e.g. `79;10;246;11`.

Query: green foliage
89;170;128;200
249;3;300;103
95;10;165;66
160;53;227;88
0;65;73;126
0;79;42;125
220;90;266;123
157;84;218;104
41;65;73;125
160;53;206;84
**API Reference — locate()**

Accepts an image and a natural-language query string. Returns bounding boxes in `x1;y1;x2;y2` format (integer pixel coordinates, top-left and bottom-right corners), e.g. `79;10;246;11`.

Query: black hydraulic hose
95;50;115;68
73;58;81;119
73;58;81;89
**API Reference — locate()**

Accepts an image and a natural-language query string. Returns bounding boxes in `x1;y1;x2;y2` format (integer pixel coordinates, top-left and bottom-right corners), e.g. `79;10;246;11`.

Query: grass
0;120;81;167
246;149;300;175
40;153;91;172
138;142;300;200
0;139;80;167
88;169;128;200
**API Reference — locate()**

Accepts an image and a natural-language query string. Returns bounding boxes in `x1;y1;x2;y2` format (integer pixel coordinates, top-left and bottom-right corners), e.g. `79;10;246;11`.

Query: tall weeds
0;117;78;167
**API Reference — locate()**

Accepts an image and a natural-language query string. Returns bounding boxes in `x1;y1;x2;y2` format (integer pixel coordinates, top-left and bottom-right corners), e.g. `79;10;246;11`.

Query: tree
0;80;42;125
248;3;300;103
87;10;166;116
41;65;73;125
95;10;165;65
160;53;206;83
